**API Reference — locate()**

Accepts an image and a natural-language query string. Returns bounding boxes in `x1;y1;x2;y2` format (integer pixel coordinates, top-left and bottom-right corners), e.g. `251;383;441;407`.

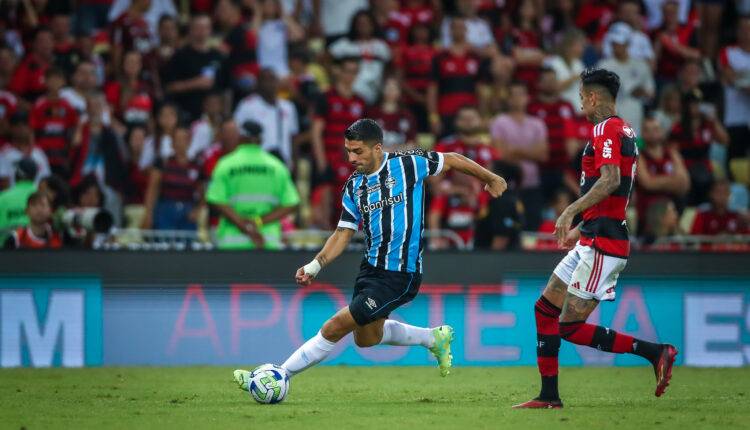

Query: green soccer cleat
428;325;454;377
233;369;251;391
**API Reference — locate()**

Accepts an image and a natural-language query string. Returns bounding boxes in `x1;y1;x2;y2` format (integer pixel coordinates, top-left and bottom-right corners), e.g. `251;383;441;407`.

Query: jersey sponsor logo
360;193;404;213
602;139;613;159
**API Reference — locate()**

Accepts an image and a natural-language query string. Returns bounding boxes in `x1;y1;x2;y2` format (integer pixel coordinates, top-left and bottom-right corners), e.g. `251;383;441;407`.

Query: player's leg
352;318;435;348
280;306;357;375
559;247;678;397
513;246;578;409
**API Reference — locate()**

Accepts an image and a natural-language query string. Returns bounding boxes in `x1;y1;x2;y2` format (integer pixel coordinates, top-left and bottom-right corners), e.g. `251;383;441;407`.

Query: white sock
281;331;336;376
380;320;435;348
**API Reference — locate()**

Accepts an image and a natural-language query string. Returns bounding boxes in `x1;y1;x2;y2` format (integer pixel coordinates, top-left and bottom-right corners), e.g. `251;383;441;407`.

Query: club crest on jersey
622;125;635;138
385;176;396;189
602;139;613;159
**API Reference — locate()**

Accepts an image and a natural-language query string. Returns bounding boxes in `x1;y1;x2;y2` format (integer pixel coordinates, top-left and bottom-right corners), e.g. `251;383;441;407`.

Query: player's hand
484;176;507;198
295;266;314;286
554;209;576;248
560;226;580;250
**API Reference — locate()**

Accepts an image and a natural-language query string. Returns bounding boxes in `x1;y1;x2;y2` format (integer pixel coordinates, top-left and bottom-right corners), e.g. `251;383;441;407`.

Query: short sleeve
414;150;444;179
592;121;621;170
205;163;229;205
338;180;361;231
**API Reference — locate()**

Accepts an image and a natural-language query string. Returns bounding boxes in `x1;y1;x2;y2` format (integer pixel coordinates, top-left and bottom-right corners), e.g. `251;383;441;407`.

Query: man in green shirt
206;120;300;250
0;158;38;236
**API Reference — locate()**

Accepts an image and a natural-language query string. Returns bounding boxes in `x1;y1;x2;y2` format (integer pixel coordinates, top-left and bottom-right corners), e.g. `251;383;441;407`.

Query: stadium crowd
0;0;748;250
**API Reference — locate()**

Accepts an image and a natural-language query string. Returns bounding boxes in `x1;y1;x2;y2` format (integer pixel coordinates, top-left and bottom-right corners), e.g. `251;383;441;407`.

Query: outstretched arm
295;227;356;286
441;152;507;197
555;164;620;243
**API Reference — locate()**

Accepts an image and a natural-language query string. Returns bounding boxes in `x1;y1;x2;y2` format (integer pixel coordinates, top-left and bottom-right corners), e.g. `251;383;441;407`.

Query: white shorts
553;243;627;301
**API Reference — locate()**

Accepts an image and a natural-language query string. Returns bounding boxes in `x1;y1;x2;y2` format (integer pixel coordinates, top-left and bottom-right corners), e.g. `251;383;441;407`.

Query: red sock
535;296;561;400
560;321;633;353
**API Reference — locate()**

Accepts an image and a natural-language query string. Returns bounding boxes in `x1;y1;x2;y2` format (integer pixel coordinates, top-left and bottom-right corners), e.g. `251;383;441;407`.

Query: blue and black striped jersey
338;150;445;273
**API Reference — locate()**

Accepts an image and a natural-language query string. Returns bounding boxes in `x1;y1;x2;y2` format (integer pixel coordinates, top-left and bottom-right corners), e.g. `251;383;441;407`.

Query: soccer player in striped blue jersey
233;119;507;391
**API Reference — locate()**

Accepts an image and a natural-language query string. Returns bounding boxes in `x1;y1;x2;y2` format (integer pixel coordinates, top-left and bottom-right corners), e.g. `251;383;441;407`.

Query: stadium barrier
1;251;749;368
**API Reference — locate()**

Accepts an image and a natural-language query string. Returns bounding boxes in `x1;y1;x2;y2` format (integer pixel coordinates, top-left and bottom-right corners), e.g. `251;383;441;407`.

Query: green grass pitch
1;366;748;429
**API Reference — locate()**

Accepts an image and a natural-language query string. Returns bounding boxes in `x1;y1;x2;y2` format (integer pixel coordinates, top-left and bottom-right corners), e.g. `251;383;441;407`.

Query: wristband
303;259;321;277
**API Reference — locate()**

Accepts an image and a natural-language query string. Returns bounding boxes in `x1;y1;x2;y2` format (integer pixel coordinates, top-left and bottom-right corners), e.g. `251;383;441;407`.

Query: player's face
27;198;52;225
345;139;381;174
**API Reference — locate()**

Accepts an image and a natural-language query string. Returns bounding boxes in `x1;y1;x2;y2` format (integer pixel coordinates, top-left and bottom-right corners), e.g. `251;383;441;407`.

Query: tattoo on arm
569;164;620;215
560;293;599;322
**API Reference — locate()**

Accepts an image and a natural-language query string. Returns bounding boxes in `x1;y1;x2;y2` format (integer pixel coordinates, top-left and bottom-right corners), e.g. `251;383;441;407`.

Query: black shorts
349;260;422;326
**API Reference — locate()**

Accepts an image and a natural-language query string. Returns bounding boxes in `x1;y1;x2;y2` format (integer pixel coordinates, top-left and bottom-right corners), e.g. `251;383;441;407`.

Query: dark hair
40;174;71;210
72;174;104;207
27;191;49;208
347;10;381;41
580;68;620;100
407;22;435;45
344;119;383;146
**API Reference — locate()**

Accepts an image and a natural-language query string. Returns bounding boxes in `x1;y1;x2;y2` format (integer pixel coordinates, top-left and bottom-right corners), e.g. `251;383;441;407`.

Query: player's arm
296;227;355;286
555;164;620;243
441;152;507;198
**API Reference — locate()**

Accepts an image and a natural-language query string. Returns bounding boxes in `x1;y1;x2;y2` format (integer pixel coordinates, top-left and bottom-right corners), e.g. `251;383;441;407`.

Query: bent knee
353;333;379;348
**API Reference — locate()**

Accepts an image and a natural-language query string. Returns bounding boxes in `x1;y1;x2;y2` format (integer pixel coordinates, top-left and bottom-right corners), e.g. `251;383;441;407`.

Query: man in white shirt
60;61;111;124
441;0;495;53
233;69;299;168
602;1;655;69
597;25;655;134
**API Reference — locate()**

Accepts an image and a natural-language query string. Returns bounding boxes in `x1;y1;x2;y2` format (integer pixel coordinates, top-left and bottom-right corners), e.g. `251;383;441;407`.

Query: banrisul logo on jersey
0;277;102;367
360;193;403;213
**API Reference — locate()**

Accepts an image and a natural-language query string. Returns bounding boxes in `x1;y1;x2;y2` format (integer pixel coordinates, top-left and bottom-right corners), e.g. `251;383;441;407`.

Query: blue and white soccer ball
248;364;290;404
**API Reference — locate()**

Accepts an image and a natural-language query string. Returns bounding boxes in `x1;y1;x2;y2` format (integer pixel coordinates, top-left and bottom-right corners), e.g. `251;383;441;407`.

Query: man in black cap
0;157;39;236
205;120;300;250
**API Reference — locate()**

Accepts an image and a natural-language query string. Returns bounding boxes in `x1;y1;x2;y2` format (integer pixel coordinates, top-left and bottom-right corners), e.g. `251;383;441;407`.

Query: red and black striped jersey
527;99;577;171
578;116;638;258
314;89;366;159
430;50;488;116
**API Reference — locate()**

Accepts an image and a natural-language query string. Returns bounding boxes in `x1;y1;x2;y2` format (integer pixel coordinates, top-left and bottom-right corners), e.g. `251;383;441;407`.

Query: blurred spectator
109;0;153;76
398;22;437;132
189;91;225;161
636;116;690;234
141;127;205;230
528;67;579;201
72;173;105;209
104;50;154;129
652;84;682;133
329;10;391;104
428;17;489;136
575;0;617;43
285;44;320;143
597;24;654;134
61;61;105;118
691;179;749;235
643;0;691;31
9;27;55;103
668;90;729;205
50;12;77;77
3;191;62;249
38;174;71;213
0;121;50;189
152;14;181;98
310;57;365;229
490;81;548;230
108;0;177;38
141;103;179;167
441;0;495;54
433;105;496;179
163;14;224;121
313;0;369;44
653;0;700;82
696;0;725;60
206;120;300;249
216;0;259;101
478;53;514;119
473;160;523;250
642;198;681;246
0;157;37;233
202;118;242;180
366;76;417;151
602;2;655;68
29;67;78;178
372;0;409;56
257;0;305;79
75;34;107;86
234;68;299;168
544;28;586;111
536;188;572;250
497;0;547;95
428;170;488;249
124;126;149;205
718;16;750;173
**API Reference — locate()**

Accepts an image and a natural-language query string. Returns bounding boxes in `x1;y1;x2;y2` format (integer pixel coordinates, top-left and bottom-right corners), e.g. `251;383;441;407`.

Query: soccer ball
248;364;290;404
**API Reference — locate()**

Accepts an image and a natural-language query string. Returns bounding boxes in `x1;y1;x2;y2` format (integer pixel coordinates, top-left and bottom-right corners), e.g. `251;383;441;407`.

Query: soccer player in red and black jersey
514;69;677;410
